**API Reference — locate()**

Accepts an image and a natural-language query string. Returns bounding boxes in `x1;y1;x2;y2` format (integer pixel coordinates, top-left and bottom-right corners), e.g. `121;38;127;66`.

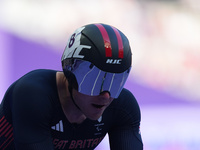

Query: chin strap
63;70;81;110
68;84;81;110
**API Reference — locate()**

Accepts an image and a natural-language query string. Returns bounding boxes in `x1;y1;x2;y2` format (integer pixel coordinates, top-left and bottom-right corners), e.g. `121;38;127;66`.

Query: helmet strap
63;69;81;110
68;84;81;110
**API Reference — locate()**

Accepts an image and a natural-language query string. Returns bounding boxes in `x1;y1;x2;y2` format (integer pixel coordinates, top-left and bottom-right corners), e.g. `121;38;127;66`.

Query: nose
99;91;111;99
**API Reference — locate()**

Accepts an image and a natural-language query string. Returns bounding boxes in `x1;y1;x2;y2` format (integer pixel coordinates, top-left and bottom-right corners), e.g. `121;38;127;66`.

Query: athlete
0;23;143;150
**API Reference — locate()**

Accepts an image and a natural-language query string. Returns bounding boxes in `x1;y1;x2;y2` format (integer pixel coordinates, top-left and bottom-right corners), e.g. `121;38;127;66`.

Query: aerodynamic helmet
61;23;132;98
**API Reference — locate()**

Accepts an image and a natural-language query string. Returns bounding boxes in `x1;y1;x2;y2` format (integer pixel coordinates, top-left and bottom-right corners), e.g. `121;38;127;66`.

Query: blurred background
0;0;200;149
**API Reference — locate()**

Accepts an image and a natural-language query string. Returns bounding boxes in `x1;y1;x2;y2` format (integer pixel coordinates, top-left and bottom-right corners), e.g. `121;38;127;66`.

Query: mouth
92;104;105;109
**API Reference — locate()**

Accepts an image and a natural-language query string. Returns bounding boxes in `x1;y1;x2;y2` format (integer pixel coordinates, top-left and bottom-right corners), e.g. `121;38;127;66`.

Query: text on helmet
106;59;122;64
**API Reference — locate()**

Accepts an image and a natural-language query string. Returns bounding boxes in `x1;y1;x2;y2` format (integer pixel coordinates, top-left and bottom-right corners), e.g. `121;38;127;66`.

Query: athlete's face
72;90;114;120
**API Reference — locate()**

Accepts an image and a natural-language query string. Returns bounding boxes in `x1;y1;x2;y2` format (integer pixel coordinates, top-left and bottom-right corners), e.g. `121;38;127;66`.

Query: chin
87;114;102;121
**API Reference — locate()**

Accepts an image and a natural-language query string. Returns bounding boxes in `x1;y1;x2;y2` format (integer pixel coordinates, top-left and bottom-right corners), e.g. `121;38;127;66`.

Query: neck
56;72;86;124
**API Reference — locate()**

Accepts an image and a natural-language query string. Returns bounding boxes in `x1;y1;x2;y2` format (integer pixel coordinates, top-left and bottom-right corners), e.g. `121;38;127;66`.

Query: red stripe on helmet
95;24;112;57
111;27;124;58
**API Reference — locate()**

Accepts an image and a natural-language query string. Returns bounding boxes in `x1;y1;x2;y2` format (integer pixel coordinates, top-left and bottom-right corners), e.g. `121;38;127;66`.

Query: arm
108;89;143;150
11;83;54;150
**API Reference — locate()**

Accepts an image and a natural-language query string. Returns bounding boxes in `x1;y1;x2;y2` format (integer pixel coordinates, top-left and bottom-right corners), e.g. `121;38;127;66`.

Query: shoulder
18;69;57;82
111;88;140;110
2;69;61;125
11;69;59;114
106;88;141;124
14;69;57;91
118;88;136;100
